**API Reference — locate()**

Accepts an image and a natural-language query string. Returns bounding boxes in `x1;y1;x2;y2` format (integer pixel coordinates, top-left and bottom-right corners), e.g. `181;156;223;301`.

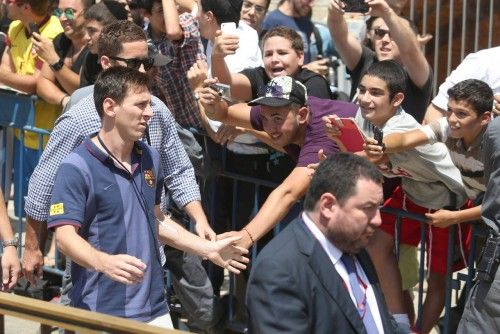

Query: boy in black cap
199;75;357;249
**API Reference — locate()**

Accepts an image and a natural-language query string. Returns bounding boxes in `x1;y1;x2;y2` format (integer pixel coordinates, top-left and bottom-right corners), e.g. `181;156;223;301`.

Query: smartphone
373;125;384;146
29;22;40;35
343;0;370;13
210;83;231;99
330;117;366;152
220;22;237;34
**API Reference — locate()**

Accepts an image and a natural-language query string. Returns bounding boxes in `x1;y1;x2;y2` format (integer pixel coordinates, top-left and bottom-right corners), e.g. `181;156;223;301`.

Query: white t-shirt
355;108;467;209
432;47;500;111
206;21;265;154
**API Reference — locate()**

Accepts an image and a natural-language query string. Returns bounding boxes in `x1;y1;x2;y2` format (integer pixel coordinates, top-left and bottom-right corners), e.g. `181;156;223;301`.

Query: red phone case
331;117;366;152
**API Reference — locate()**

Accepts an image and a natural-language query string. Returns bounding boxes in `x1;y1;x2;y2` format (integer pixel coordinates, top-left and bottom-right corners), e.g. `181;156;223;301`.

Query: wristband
242;228;255;246
2;237;18;248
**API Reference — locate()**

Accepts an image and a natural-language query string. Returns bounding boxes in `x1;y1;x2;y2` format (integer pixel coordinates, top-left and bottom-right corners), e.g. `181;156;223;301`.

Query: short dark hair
81;0;96;11
200;0;242;26
140;0;161;14
84;1;128;24
24;0;50;16
364;60;407;100
97;20;147;57
94;66;151;119
304;153;383;210
261;26;304;53
447;79;494;116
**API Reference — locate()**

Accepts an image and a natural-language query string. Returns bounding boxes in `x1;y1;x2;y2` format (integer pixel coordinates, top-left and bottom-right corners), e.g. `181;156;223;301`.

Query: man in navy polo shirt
47;67;248;327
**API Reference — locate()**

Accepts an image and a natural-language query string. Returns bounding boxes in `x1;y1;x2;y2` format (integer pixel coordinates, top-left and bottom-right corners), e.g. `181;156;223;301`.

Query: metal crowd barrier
0;88;63;277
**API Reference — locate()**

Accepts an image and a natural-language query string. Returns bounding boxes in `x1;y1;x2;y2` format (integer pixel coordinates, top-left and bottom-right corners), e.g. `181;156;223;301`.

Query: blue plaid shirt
25;90;201;221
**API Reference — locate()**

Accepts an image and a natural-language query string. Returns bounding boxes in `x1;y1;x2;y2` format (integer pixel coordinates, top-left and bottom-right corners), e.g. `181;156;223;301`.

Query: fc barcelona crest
144;169;155;187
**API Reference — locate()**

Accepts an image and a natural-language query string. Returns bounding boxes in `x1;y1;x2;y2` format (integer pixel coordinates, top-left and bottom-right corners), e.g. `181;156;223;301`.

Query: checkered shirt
149;13;205;129
25;92;201;222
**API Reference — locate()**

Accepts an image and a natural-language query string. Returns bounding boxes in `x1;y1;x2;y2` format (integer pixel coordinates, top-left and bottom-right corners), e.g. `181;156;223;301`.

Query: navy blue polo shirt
48;137;167;321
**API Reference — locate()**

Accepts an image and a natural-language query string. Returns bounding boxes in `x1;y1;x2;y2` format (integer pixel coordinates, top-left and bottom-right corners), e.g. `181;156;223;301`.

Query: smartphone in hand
29;22;40;36
220;22;237;34
373;125;384;146
343;0;369;13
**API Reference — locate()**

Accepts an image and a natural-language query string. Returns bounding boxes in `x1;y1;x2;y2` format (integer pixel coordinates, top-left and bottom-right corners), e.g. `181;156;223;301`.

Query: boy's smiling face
446;99;490;145
357;75;404;127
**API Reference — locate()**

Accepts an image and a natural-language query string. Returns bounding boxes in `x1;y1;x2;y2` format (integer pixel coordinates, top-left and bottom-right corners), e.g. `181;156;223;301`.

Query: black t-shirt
349;46;433;123
240;67;333;100
53;32;89;74
0;32;7;60
79;53;102;87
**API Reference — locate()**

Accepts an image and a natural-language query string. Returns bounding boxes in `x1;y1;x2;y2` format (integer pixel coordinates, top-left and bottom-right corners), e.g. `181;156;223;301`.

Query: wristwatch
2;237;18;248
49;58;65;72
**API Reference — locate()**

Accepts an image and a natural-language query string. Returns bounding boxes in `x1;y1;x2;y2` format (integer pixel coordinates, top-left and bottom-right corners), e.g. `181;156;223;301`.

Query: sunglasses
373;28;391;39
54;8;75;20
242;1;266;15
108;56;155;71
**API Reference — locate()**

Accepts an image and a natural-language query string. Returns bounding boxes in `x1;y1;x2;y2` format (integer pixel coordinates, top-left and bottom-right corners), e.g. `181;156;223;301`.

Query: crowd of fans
0;0;498;333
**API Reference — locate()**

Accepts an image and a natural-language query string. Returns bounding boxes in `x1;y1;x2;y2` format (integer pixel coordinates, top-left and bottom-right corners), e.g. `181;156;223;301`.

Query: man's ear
391;92;405;108
100;55;111;70
480;111;492;126
102;97;117;118
319;192;337;220
297;106;310;124
205;10;215;23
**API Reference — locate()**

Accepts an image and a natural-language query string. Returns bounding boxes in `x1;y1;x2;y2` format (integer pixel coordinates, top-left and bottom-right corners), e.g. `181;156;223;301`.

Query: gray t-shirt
355;108;467;209
422;117;485;201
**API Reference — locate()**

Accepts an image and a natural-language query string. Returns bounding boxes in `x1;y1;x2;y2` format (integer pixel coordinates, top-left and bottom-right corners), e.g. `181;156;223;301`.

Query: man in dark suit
246;153;398;333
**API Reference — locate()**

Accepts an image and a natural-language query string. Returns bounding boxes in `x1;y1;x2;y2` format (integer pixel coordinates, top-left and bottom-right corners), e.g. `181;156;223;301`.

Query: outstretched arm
220;167;312;249
156;209;249;274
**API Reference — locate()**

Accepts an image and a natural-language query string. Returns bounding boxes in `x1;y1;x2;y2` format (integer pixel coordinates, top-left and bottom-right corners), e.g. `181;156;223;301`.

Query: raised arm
162;0;183;41
369;0;430;88
327;0;363;70
210;31;254;101
32;33;81;95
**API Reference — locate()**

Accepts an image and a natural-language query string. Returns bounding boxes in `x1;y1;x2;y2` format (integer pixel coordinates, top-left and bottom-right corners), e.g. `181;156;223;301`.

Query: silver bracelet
2;237;18;248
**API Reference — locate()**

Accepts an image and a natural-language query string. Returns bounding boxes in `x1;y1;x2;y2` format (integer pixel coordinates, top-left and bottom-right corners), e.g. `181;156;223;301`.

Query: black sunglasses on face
108;56;155;71
373;28;391;39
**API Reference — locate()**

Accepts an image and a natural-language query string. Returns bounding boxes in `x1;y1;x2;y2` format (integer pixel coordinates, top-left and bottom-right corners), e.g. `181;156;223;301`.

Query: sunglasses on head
373;28;391;39
108;56;155;71
54;8;75;20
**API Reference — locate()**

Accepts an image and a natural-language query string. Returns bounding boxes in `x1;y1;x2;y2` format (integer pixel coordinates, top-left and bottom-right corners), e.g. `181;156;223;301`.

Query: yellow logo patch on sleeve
50;203;64;216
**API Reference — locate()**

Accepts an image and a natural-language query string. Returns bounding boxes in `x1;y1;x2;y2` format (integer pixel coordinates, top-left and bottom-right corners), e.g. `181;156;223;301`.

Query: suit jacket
246;217;398;334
